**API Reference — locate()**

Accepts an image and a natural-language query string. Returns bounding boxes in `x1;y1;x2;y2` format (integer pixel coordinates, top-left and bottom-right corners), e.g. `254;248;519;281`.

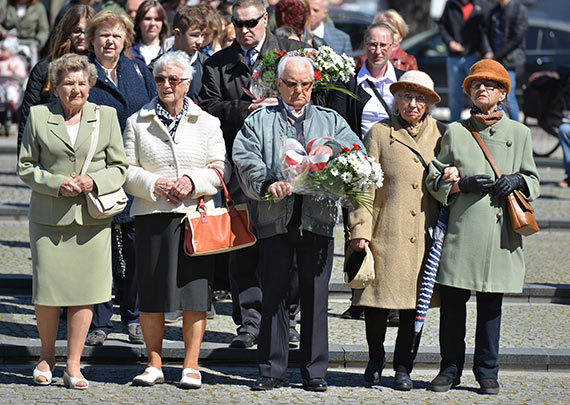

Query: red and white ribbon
284;137;331;172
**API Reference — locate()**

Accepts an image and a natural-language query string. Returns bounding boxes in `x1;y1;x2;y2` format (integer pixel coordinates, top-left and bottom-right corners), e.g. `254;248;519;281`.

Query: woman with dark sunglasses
124;51;229;389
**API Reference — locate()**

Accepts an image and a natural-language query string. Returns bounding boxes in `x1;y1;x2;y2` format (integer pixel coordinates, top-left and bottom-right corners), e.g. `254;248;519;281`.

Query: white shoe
132;366;164;386
33;365;53;385
180;368;201;389
63;370;89;390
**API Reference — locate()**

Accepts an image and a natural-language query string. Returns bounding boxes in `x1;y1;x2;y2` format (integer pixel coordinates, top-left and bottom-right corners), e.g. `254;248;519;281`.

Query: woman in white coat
123;51;229;389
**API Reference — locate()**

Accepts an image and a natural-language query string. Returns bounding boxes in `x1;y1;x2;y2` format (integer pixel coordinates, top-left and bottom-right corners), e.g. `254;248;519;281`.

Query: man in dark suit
309;0;352;56
199;0;302;349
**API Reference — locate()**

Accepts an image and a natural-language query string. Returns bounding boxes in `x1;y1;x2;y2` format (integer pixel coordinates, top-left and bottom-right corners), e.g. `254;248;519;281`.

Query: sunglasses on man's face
154;76;188;87
231;13;265;29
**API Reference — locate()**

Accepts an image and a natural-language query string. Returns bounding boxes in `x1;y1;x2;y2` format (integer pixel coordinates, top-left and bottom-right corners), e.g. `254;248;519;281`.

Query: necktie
247;48;257;68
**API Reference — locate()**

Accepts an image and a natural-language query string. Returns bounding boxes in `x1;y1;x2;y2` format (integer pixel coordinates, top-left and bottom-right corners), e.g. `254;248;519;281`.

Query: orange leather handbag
184;168;256;256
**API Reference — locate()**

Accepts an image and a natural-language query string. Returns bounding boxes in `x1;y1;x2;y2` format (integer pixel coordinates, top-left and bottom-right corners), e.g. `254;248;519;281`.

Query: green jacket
1;2;49;48
426;115;540;293
18;101;128;226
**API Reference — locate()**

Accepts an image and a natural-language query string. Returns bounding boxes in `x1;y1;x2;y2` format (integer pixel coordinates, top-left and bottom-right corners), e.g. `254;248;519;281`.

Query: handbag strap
466;120;502;178
80;105;101;176
366;79;392;118
197;167;238;216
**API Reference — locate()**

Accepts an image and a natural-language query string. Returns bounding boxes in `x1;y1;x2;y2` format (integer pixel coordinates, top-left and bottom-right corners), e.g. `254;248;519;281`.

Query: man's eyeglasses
366;41;393;51
470;80;499;91
398;92;427;105
231;13;266;29
154;76;188;87
71;28;85;36
280;79;314;90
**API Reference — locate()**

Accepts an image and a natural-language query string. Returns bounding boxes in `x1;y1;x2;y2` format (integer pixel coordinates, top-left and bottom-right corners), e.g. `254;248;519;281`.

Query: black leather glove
458;175;495;193
493;173;526;198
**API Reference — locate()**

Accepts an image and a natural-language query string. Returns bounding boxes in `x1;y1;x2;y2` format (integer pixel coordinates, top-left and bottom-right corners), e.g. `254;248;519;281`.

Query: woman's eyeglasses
231;13;265;29
365;41;393;51
280;79;314;90
470;80;499;90
154;76;188;87
398;93;427;105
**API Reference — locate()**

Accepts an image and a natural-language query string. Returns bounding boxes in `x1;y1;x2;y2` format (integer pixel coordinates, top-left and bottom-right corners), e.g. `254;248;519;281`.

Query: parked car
328;7;373;56
401;18;570;107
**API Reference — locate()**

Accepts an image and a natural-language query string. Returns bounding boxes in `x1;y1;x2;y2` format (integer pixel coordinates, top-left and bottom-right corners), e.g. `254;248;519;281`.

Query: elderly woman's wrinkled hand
74;175;95;193
169;176;194;200
59;177;83;197
154;177;180;205
268;181;292;200
442;166;460;183
350;238;369;252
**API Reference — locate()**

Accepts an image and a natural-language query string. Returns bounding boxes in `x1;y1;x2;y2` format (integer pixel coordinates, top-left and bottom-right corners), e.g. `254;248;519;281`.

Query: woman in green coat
425;59;540;395
18;54;127;389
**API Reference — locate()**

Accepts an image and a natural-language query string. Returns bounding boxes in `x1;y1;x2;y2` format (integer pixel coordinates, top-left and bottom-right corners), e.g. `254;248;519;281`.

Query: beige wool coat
348;115;444;309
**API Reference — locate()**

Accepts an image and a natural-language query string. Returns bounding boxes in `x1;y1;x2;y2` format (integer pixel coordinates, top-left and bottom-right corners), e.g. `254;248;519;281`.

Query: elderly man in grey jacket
233;55;363;392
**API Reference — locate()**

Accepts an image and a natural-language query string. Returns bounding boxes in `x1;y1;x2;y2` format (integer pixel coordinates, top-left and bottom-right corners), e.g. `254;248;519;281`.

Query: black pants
257;201;333;380
228;177;299;337
364;307;420;374
91;222;139;333
438;284;503;381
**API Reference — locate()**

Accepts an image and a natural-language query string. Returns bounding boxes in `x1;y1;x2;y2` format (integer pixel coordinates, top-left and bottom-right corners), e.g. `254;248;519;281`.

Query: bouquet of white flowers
247;46;357;100
265;138;383;215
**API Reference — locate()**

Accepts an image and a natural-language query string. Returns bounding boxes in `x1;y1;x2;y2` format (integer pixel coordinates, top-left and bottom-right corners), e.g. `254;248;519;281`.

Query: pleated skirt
29;221;112;306
135;213;213;312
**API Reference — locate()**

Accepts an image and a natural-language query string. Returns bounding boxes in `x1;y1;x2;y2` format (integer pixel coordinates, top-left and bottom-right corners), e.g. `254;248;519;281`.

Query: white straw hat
390;70;441;104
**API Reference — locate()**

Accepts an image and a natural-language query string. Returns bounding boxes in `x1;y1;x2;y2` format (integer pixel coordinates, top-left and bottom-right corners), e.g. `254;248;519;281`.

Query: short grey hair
48;54;97;88
277;55;315;80
152;51;195;81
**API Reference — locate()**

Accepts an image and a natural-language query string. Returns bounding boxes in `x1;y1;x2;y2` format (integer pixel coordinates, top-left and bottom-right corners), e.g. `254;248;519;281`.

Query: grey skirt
30;221;112;306
135;213;213;312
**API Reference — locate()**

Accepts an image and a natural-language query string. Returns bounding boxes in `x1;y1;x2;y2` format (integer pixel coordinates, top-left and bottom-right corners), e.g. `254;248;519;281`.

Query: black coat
438;0;490;56
17;57;55;157
198;30;302;156
329;65;404;139
482;0;528;70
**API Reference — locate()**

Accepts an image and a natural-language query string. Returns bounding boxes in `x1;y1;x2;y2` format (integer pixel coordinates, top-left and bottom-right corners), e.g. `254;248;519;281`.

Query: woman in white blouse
130;0;168;65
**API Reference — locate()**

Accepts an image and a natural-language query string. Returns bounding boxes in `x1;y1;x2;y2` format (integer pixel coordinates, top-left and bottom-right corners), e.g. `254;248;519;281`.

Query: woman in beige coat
348;70;445;390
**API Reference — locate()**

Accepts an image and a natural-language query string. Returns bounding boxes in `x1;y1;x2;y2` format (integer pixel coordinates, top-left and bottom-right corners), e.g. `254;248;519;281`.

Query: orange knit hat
462;59;511;96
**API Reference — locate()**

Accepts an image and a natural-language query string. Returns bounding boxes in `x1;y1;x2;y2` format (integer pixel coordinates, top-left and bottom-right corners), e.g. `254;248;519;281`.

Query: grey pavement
1;365;569;404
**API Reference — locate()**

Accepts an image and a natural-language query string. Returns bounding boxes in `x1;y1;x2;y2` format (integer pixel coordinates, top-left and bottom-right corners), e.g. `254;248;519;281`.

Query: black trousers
228;176;299;337
364;307;420;374
91;222;139;333
257;204;333;380
438;284;503;381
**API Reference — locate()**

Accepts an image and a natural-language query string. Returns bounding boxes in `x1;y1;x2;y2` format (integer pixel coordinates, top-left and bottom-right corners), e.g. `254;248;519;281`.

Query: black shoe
387;309;399;327
251;377;283;391
229;332;257;348
341;305;364;320
428;374;461;392
85;329;107;346
164;311;183;324
127;323;144;344
478;378;500;395
289;327;300;347
394;371;412;391
363;361;383;386
302;378;327;392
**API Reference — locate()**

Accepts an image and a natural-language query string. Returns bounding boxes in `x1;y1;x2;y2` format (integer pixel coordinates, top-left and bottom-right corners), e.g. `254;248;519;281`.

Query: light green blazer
18;101;128;226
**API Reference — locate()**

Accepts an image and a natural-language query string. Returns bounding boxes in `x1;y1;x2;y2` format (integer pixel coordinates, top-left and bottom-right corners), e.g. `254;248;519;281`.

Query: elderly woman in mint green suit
425;59;539;395
18;53;127;390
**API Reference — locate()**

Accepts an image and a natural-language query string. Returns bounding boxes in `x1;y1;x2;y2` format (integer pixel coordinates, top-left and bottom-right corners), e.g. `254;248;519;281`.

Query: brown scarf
471;108;504;126
397;114;427;137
